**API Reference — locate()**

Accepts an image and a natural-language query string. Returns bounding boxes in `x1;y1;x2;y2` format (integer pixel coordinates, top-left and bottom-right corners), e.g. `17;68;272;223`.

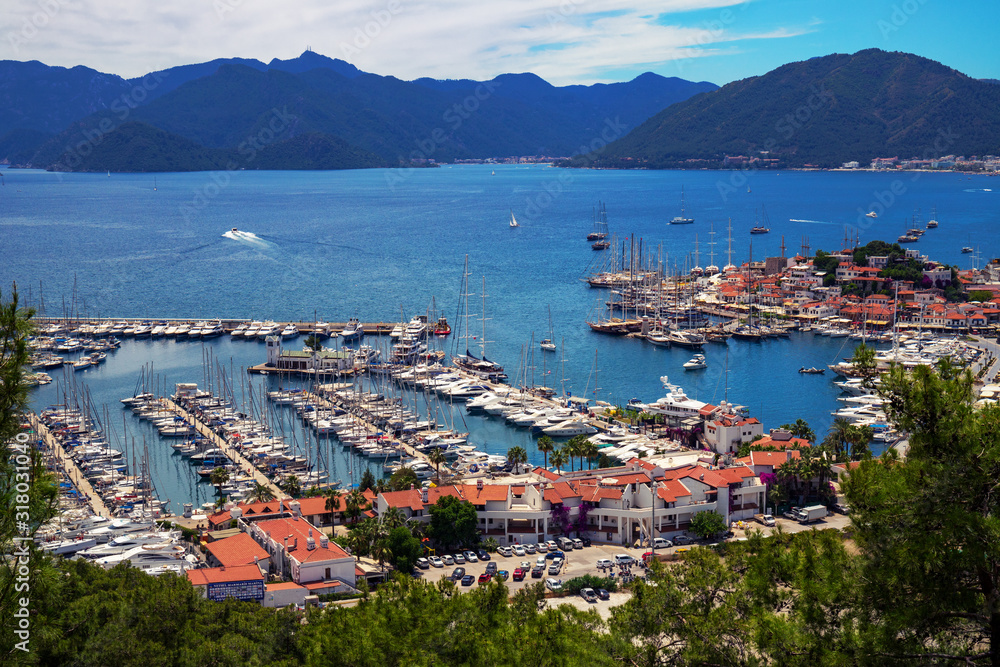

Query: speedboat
683;354;707;370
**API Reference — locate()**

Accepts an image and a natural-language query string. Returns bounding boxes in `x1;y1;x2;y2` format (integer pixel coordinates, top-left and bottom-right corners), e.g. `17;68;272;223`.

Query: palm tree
826;417;852;460
381;506;408;530
565;436;582;472
209;467;229;496
325;489;342;524
550;448;567;475
428;447;446;483
248;481;275;504
279;475;301;499
580;439;599;470
537;435;555;470
346;488;367;525
507;446;528;475
782;418;816;443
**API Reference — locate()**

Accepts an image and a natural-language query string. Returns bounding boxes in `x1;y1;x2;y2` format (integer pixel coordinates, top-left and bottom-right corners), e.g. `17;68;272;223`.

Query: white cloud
1;0;811;84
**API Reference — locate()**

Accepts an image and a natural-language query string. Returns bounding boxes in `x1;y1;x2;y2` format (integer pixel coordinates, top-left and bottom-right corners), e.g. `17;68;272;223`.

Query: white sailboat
540;305;557;351
509;210;519;228
669;186;694;225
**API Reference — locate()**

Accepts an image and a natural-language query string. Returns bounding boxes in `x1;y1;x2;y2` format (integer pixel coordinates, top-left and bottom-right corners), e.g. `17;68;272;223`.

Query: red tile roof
459;484;510;503
205;532;269;568
186;564;264;587
266;582;306;592
656;479;693;503
255;516;352;564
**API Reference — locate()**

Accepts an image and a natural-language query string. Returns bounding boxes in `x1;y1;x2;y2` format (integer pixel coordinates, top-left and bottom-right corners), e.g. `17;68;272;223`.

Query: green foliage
387;467;417;492
427;495;479;550
386;526;423;574
358;469;377;493
779;418;816;443
844;360;1000;663
968;290;993;303
506;446;528;474
689;510;727;539
25;559;301;666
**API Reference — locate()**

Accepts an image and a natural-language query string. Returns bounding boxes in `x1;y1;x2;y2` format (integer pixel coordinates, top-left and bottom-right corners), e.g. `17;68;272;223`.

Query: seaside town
21;223;1000;612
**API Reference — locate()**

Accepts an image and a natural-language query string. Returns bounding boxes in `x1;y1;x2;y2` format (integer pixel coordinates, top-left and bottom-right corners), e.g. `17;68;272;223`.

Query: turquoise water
2;165;997;511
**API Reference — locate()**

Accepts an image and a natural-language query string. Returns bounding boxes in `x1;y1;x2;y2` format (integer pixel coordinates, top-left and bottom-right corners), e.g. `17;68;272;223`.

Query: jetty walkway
162;398;287;500
30;413;111;518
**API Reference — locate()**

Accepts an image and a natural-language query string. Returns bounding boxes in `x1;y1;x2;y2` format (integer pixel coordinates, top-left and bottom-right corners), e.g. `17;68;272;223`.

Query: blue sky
1;0;996;86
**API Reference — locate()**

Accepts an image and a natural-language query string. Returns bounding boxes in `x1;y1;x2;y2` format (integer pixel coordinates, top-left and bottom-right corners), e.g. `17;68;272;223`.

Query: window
325;568;331;579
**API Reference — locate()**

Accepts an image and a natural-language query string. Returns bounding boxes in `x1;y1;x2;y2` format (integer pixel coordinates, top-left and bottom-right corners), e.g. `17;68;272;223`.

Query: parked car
580;587;597;602
464;550;478;562
429;556;444;568
548;563;561;575
580;536;592;547
545;578;563;592
614;554;634;565
571;538;584;550
536;555;547;567
496;570;509;581
512;568;526;581
651;537;673;549
524;544;536;554
596;558;613;569
531;565;545;578
754;513;776;527
546;540;559;552
673;535;693;545
478;572;491;583
451;567;465;581
461;574;475;586
442;554;455;566
545;551;565;561
497;546;513;557
485;562;497;575
833;502;850;515
513;545;526;557
597;588;610;600
519;561;532;571
416;557;430;570
477;549;490;561
453;553;466;564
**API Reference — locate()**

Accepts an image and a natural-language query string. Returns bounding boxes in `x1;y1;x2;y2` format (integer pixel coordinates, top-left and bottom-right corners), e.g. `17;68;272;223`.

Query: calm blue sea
2;165;997;511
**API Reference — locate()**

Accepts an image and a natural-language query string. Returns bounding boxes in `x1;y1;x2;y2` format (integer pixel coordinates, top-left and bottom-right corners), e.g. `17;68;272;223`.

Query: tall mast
725;217;735;271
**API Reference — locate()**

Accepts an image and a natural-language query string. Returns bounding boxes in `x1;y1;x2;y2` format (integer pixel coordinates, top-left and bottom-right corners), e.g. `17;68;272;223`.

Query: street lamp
650;480;657;557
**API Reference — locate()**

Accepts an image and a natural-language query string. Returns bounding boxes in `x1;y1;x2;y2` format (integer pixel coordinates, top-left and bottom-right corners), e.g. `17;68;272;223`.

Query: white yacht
683;354;707;370
340;317;364;341
201;320;224;338
542;419;598;438
230;322;249;338
257;321;280;339
280;323;299;339
244;321;263;338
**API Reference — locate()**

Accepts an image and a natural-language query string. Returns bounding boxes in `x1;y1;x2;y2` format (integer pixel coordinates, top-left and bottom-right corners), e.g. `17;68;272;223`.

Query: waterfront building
264;336;353;373
186;564;266;603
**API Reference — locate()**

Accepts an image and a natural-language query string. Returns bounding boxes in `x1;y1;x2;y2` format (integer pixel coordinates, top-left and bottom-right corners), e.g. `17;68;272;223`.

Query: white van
558;537;573;551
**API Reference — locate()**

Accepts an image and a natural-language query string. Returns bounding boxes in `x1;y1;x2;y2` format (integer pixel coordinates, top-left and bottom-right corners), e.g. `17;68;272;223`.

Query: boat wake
790;218;835;224
963;188;993;193
222;229;266;244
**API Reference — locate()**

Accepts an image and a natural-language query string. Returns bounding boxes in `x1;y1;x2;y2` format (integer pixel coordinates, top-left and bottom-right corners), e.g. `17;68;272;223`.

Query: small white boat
539;338;556;351
509;210;519;228
866;211;877;218
683;354;706;370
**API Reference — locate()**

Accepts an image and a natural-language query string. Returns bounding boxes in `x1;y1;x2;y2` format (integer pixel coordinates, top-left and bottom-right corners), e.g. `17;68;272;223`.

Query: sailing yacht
587;202;610;240
540;306;557;351
669;186;695;224
509;210;519;228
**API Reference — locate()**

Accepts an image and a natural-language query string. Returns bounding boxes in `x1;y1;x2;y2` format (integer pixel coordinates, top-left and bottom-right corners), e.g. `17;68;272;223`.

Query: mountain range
0;51;717;172
568;49;1000;169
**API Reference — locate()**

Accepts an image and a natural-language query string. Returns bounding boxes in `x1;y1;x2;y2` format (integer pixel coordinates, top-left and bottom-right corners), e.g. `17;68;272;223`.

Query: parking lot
412;512;851;601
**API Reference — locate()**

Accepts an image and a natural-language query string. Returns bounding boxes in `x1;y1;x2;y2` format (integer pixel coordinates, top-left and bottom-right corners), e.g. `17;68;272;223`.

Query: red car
512;567;526;581
478;572;492;584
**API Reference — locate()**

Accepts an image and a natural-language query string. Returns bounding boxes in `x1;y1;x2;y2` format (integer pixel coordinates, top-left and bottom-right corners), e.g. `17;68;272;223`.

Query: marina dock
162;397;287;500
30;413;111;518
